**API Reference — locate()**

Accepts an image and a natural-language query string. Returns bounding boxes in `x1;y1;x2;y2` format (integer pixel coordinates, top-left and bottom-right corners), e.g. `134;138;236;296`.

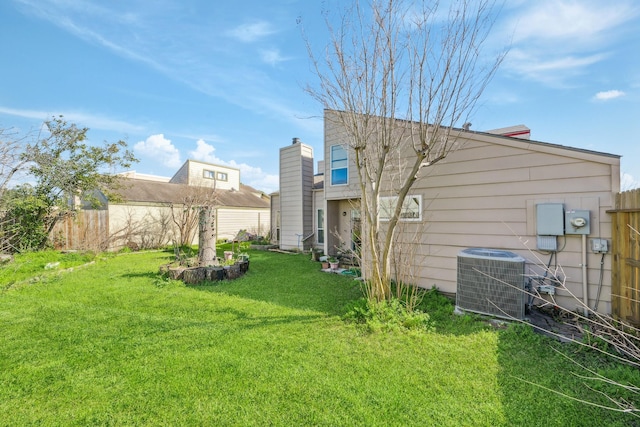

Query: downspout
581;234;589;314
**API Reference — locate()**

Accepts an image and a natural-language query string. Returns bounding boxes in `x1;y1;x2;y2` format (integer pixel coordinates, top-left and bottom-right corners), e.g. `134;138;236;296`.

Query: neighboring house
104;160;270;249
272;109;621;314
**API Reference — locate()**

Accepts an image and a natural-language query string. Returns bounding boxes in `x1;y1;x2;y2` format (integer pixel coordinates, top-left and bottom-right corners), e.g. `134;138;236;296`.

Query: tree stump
166;266;186;280
225;264;241;280
205;267;225;281
182;267;206;284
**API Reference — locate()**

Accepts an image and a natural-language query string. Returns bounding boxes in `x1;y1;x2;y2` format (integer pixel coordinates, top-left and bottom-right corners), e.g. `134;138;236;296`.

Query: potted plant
328;257;339;270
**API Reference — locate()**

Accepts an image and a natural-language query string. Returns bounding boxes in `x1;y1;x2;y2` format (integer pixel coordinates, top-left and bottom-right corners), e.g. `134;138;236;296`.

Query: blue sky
1;0;639;193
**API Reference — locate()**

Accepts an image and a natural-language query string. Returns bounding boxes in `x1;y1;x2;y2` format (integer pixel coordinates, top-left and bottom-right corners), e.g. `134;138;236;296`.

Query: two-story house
271;109;621;315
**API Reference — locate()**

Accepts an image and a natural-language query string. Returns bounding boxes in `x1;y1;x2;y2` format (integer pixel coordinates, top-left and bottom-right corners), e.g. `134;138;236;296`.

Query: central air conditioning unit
456;248;526;320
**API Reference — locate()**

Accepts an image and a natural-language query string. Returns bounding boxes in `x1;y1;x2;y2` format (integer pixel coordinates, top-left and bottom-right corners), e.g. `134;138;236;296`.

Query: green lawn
0;249;638;426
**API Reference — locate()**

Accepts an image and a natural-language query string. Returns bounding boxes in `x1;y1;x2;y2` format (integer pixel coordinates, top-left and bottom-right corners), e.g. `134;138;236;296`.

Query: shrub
344;297;434;333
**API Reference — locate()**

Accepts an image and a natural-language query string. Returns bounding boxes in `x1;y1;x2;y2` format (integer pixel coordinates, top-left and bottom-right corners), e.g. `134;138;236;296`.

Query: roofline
183;159;242;173
472;129;620;160
324;108;621;160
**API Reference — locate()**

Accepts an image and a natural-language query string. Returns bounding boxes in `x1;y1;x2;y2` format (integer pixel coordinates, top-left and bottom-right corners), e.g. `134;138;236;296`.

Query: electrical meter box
590;238;608;253
536;203;564;236
565;209;590;235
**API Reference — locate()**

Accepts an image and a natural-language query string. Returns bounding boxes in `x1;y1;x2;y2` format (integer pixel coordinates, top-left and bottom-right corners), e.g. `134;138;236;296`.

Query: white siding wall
216;208;271;241
186;161;241;191
108;204;178;249
279;142;314;250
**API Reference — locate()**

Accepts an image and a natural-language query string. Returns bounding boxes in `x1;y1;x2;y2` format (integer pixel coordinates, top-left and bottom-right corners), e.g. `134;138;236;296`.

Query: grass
1;248;639;426
0;249;96;289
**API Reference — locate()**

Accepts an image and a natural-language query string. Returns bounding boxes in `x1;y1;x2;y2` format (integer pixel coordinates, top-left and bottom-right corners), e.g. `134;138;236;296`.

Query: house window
380;195;422;221
330;145;348;185
317;209;324;244
204;170;228;181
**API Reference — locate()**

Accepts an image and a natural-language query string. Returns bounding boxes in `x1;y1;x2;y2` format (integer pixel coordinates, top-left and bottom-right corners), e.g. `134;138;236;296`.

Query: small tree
1;116;136;251
304;0;505;301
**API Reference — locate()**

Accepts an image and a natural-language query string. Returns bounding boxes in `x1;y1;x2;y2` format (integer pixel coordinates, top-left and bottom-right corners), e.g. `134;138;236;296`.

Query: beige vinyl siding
180;160;240;191
323;111;361;201
108;204;177;249
391;133;618;312
279;142;314;250
216;208;270;241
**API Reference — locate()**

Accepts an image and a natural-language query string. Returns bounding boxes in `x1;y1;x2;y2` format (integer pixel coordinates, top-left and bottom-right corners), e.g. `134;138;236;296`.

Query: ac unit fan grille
456;249;525;320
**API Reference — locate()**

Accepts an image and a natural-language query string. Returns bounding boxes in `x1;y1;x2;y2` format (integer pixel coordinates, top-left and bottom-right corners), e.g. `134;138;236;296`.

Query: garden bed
160;259;249;284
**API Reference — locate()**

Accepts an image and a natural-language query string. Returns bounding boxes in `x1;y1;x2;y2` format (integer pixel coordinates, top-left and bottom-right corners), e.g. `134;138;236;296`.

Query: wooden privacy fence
51;210;109;251
610;189;640;324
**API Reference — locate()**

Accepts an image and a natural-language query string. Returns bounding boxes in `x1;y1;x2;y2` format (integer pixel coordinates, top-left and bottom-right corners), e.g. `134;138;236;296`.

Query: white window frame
330;144;348;186
317;209;325;244
379;195;422;221
217;171;228;181
203;170;215;179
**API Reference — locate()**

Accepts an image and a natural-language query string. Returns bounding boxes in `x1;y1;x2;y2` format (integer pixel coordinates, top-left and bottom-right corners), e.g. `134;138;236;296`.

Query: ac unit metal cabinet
456;248;526;320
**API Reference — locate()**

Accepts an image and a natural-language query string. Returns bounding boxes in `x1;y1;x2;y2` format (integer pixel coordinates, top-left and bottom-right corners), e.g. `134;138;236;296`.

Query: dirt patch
525;306;584;343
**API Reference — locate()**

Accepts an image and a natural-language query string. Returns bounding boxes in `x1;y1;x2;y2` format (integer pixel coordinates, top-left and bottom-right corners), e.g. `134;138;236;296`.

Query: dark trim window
204;170;228;182
330;145;348;185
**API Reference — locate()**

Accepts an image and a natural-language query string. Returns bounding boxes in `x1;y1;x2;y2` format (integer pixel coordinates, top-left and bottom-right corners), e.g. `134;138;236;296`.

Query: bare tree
0;127;29;198
169;185;218;247
304;0;505;301
169;184;220;265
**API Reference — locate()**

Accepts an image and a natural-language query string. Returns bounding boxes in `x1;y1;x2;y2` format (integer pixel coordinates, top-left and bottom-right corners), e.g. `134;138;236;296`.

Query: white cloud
189;139;278;193
503;50;607;85
500;0;640;85
593;90;625;101
134;134;182;168
0;105;144;133
189;139;223;164
260;48;289;66
226;21;276;43
510;1;635;46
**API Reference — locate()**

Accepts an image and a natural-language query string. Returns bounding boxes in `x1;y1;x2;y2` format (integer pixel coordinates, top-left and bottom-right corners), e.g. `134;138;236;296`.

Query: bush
344;298;434;333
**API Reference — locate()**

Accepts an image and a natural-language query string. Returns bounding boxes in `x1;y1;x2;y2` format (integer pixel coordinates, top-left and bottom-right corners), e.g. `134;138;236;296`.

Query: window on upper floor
330;144;348;185
379;195;422;221
203;170;228;182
